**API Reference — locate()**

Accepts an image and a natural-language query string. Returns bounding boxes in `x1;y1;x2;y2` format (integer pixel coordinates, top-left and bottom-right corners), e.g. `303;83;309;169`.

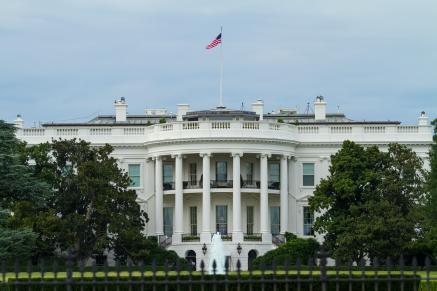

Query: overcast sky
1;0;436;126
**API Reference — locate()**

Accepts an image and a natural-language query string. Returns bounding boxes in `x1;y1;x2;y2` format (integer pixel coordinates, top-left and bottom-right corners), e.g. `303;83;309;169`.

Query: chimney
14;114;24;128
314;96;327;121
114;97;128;122
176;104;190;121
251;99;264;121
418;111;429;126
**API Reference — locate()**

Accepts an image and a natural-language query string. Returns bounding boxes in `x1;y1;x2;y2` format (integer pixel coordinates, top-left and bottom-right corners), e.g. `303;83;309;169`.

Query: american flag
206;33;222;49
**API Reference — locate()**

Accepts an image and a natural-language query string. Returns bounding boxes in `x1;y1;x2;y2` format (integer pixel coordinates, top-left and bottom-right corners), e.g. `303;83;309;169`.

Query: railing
22;128;44;136
241;180;260;189
89;128;111;135
268;181;280;190
158;235;172;248
298;126;319;134
272;234;286;246
182;233;200;242
183;181;201;189
210;180;233;188
163;182;175;191
1;249;431;290
364;126;386;134
124;127;145;135
330;126;352;134
244;233;262;241
56;128;78;136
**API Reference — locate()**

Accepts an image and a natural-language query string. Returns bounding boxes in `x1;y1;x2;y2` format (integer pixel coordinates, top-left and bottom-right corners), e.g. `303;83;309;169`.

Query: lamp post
237;243;242;255
202;243;207;255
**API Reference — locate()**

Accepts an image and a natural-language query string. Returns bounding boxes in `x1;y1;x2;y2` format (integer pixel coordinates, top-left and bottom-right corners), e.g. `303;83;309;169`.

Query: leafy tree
423;119;437;255
24;139;149;261
0;121;51;259
309;141;425;263
252;233;319;267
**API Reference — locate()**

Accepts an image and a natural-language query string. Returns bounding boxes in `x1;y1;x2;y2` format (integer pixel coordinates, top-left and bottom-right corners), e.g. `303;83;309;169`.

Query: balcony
241;180;260;189
163;182;175;191
210;180;233;188
182;234;200;242
243;233;262;242
183;181;201;189
268;181;280;190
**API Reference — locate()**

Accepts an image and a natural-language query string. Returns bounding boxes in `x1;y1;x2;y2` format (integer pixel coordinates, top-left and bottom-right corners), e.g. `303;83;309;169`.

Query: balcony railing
241;180;260;189
210;180;233;188
183;181;201;189
268;181;280;190
181;233;200;242
244;233;262;241
163;182;175;191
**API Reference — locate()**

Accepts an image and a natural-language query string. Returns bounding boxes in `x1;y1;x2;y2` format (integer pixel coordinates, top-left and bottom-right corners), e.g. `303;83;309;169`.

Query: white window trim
125;160;145;190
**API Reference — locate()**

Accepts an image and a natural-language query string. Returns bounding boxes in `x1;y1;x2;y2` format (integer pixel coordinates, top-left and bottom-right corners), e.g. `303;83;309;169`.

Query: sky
0;0;436;126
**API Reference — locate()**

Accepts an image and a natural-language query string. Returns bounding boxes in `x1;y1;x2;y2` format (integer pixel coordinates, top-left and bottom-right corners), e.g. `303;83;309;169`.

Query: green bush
7;273;420;291
253;234;319;267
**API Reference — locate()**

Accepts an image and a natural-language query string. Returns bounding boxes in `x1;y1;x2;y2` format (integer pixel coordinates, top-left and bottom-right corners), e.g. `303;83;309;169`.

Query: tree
24;139;149;261
309;141;425;263
423;119;437;255
0;121;51;259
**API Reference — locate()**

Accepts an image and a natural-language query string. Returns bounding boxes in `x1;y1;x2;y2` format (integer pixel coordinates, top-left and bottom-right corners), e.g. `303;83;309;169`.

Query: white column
173;154;183;243
232;152;243;242
260;153;271;242
280;155;289;234
200;153;211;243
154;156;163;236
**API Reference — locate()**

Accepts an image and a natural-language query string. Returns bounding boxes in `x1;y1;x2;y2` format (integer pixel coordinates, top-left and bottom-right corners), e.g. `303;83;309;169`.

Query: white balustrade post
232;152;243;242
154;156;164;236
260;153;271;242
173;154;183;243
200;153;211;243
280;155;289;234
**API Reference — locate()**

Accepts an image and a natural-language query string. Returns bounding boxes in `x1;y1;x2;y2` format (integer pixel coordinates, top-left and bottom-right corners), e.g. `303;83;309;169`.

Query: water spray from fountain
208;232;226;274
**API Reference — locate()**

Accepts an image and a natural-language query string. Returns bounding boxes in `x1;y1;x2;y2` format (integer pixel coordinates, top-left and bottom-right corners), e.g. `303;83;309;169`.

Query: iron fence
1;250;437;291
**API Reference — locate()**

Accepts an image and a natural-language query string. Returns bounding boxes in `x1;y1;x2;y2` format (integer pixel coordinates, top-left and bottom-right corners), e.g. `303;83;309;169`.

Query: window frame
216;161;228;182
128;164;141;188
302;162;315;187
303;206;314;236
190;206;197;236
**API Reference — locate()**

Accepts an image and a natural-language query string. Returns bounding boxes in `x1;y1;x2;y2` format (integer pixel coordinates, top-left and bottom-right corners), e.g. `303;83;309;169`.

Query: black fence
1;251;437;291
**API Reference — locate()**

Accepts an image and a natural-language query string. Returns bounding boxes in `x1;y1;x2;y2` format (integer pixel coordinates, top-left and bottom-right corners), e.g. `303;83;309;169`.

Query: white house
14;96;433;270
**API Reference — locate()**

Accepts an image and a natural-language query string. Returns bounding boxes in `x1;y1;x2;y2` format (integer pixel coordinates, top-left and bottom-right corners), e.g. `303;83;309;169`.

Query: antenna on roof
241;101;244;110
304;102;313;115
337;105;340;113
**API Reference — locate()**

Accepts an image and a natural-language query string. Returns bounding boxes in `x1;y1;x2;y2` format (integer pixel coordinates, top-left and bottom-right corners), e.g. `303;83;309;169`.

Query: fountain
208;232;226;274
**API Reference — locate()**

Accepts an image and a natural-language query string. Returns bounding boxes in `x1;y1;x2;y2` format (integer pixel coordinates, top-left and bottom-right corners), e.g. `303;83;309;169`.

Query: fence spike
212;259;217;275
200;260;205;274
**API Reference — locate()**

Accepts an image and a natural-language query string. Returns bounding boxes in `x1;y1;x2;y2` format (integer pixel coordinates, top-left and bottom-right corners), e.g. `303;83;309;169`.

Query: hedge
6;273;421;291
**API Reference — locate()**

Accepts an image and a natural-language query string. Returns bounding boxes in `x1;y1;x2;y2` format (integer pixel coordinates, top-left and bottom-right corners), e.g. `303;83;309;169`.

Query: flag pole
219;26;223;107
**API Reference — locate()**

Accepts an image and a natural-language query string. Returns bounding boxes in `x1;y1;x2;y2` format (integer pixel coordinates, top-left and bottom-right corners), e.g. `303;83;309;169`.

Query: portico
153;151;291;244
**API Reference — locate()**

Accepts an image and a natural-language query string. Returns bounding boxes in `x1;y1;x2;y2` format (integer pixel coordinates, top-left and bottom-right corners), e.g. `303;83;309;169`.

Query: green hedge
7;274;420;291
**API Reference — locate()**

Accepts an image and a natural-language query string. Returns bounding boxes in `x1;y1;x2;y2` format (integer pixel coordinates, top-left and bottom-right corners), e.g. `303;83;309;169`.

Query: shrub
159;118;166;124
253;234;320;267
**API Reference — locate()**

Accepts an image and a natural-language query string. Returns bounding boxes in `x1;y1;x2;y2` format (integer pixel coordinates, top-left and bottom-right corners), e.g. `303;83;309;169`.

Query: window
216;161;227;182
163;164;174;183
216;205;228;235
128;164;141;187
163;207;173;236
270;206;280;235
163;163;174;190
303;206;314;236
247;206;254;235
269;163;280;182
189;163;197;185
246;163;254;184
303;163;315;186
190;206;197;235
